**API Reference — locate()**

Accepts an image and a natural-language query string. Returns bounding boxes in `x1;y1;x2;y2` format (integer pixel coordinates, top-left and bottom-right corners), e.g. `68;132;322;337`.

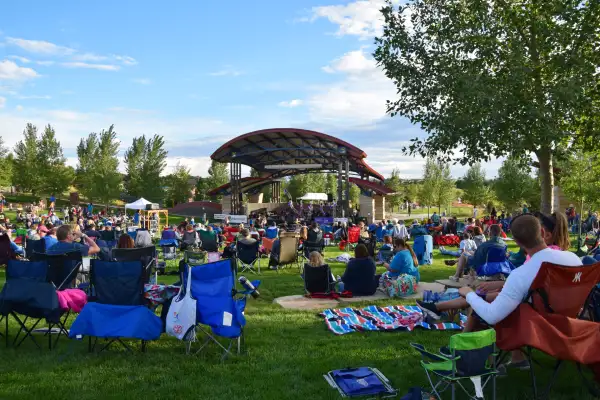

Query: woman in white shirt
439;232;476;257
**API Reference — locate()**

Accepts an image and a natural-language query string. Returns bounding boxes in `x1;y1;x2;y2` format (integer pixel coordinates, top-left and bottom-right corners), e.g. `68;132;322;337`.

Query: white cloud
6;37;75;55
132;78;151;85
165;156;213;177
209;66;244;77
113;55;137;66
278;99;304;108
7;55;31;64
36;61;55;66
61;62;120;71
0;60;39;81
307;48;395;125
108;107;153;114
72;52;107;62
15;94;51;100
310;0;401;39
0;97;5;108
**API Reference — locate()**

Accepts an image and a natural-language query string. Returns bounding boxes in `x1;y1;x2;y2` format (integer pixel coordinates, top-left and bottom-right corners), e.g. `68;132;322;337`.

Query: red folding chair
495;262;600;398
347;227;360;250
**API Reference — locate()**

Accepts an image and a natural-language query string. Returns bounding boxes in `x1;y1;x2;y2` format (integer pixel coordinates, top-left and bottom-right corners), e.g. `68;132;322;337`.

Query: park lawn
0;243;595;399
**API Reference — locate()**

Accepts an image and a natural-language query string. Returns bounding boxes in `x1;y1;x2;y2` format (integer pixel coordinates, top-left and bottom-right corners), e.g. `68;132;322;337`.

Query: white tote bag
166;267;197;341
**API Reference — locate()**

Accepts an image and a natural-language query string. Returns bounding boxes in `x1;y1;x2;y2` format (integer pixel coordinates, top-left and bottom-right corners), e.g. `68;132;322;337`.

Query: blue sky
0;0;501;179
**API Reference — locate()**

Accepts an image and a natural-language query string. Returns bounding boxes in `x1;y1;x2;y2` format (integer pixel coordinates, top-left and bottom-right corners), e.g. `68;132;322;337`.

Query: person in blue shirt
43;227;59;250
384;238;420;282
133;210;140;226
47;225;100;257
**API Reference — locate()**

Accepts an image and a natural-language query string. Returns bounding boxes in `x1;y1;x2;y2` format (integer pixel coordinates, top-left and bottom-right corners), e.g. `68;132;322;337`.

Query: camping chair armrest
410;343;458;362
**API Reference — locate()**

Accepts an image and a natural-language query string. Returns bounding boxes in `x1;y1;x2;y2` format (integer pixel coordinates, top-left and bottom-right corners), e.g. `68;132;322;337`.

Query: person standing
473;206;478;219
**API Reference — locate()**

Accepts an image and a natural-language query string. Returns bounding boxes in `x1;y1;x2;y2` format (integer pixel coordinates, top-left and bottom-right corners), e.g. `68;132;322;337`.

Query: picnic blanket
321;305;465;335
433;235;460;247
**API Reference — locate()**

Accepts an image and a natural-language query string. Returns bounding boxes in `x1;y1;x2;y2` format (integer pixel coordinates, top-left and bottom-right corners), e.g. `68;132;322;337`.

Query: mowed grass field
0;234;597;400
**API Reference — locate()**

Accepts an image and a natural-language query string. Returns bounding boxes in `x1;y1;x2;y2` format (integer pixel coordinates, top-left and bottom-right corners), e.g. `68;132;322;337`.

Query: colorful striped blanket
321;305;465;335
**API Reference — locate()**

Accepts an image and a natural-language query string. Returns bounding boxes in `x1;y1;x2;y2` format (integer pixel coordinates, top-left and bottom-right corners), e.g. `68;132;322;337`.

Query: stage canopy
298;193;328;201
211;128;384;181
125;198;152;210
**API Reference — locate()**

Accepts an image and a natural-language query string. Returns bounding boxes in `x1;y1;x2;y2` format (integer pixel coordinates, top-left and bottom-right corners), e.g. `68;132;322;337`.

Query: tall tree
37;124;73;196
349;183;361;209
124;135;168;203
13;123;41;194
494;158;537;212
432;162;454;213
206;161;229;201
0;137;13;189
325;174;338;198
167;163;192;206
374;0;600;213
76;133;99;201
93;125;122;208
418;158;438;217
385;168;403;212
461;164;490;208
194;177;210;201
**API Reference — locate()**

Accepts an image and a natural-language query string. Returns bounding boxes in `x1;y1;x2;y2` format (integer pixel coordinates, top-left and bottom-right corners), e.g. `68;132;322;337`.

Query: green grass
0;243;595;399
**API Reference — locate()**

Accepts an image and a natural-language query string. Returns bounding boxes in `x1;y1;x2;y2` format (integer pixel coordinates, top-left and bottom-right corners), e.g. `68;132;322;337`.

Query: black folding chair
112;246;157;284
25;238;46;260
236;241;261;274
303;264;336;294
0;259;63;350
199;230;219;252
303;238;325;259
34;252;83;347
86;259;149;352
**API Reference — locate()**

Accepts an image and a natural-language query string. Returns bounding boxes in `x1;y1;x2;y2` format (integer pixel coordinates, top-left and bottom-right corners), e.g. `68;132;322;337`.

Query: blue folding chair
0;259;64;349
183;258;260;359
476;246;514;278
414;235;434;265
69;259;162;353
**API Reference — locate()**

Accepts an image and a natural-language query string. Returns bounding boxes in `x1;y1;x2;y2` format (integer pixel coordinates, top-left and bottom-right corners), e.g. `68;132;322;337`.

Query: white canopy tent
298;193;328;201
124;198;152;210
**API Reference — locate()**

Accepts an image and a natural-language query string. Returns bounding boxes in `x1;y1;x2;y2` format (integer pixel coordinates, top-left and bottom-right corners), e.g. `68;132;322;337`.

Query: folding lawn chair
199;230;219;252
183;258;260;359
236;241;261;274
100;230;117;248
303;237;324;259
475;246;514;278
0;259;64;350
303;264;336;295
184;250;207;265
347;227;360;250
69;259;162;353
159;239;180;274
495;262;600;399
413;235;433;265
411;329;498;400
270;236;299;271
112;246;157;284
25;237;46;260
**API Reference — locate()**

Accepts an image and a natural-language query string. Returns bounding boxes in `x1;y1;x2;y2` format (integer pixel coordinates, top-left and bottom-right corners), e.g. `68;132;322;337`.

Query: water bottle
238;276;260;299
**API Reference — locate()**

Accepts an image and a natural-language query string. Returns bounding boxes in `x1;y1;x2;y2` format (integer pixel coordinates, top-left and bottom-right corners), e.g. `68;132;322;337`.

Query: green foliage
461;164;491;208
385;168;403;212
433;162;454;213
374;0;600;213
37;125;73;196
167;163;192;206
124;135;168;203
13;124;41;194
494;158;538;212
325;174;337;197
349;183;360;208
418;158;437;215
0;139;13;189
206;161;229;201
560;150;600;212
194;177;210;201
286;174;326;200
76;125;122;206
13;124;72;196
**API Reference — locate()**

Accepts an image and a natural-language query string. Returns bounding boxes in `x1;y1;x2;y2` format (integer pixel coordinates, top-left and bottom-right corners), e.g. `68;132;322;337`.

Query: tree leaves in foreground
374;0;600;213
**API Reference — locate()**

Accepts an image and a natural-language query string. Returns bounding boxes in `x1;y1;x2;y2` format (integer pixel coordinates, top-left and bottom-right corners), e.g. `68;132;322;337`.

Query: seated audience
472;226;486;247
117;234;135;249
449;224;505;282
341;244;378;296
181;224;199;249
381;235;393;251
383;238;420;282
237;228;257;246
303;251;336;294
47;225;101;256
393;219;409;240
439;232;476;257
44;227;59;249
134;229;153;248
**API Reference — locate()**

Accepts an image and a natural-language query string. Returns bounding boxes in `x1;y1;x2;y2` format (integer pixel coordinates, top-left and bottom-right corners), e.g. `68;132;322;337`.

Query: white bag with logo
166;266;196;341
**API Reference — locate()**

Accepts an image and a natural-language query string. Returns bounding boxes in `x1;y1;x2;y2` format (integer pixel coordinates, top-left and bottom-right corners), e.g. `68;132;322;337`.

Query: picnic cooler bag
324;367;397;398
